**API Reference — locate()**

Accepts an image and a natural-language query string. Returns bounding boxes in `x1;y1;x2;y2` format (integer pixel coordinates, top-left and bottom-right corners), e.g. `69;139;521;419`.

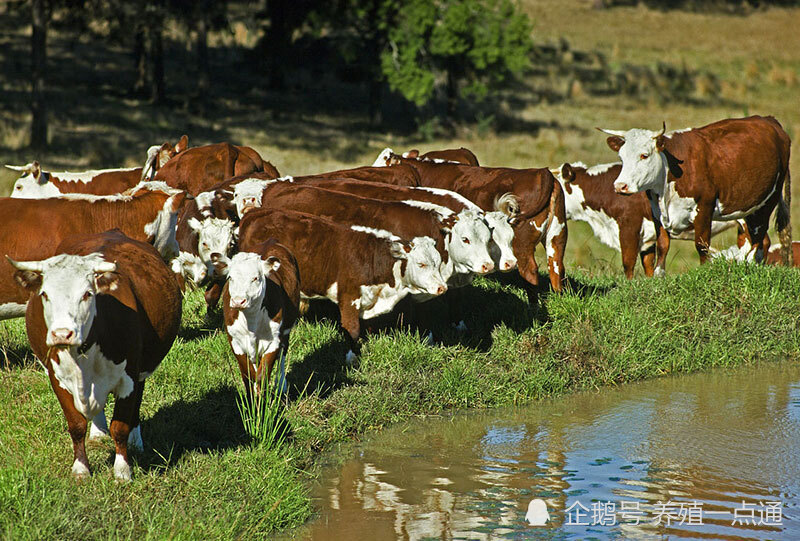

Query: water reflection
301;363;800;540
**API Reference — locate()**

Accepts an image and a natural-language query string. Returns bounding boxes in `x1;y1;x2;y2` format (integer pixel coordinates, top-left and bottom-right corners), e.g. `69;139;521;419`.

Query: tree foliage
380;0;533;110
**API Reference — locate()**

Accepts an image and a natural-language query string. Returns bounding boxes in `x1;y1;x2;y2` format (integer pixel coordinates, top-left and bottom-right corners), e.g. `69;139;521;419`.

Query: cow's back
49;168;143;195
156;143;265;194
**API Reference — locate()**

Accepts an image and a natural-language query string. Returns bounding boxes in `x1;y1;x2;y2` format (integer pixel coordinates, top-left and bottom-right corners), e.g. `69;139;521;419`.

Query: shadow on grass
0;343;36;370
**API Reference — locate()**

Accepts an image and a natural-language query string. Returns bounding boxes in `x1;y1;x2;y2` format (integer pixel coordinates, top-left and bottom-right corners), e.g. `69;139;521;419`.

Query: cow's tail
493;192;520;218
777;166;792;266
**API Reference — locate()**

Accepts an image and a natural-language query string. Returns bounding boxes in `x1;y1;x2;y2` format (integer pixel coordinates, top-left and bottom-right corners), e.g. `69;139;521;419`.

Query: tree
380;0;533;117
31;0;47;150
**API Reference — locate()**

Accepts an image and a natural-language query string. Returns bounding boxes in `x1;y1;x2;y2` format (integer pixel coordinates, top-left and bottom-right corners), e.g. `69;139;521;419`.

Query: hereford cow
223;239;300;395
270;178;517;273
9;230;182;480
373;149;568;296
402;147;480;166
0;183;185;319
766;242;800;266
154;140;277;194
244;182;496;285
238;208;447;362
598;116;792;264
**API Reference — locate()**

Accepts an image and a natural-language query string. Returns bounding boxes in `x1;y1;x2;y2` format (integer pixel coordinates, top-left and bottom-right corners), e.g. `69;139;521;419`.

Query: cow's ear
389;240;409;259
406;149;419;159
560;163;575;182
606;136;624;152
175;135;189;154
95;271;119;294
654;134;666;152
187;217;203;232
13;270;42;292
262;256;281;274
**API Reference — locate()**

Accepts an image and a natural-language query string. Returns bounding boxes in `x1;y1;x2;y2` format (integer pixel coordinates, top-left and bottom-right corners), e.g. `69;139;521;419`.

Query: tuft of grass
236;376;290;450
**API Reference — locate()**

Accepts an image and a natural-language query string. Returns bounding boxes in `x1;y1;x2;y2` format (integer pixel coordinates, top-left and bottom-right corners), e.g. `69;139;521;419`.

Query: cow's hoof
71;460;90;479
654;267;666;278
113;454;132;483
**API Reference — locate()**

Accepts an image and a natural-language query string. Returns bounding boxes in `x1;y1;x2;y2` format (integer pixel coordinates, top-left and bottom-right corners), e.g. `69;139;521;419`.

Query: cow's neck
652;151;695;235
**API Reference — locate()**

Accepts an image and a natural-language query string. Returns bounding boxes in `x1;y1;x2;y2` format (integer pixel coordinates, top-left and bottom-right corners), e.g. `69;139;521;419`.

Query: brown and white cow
154;140;277;195
555;162;750;277
267;178;517;273
598;116;792;264
223;238;300;395
402;147;480;166
765;242;800;266
8;137;187;198
0;182;185;319
373;149;568;296
243;182;496;287
9;230;182;480
238;208;448;362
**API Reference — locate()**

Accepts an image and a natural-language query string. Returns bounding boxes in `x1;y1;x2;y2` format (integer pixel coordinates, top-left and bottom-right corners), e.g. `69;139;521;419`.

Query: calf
154;140;277;195
238;208;448;362
223;239;300;395
0;183;185;318
374;149;568;296
598;116;792;264
9;230;182;481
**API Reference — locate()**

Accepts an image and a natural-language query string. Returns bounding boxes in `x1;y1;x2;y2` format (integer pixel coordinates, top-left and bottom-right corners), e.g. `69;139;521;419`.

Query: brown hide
155;143;267;194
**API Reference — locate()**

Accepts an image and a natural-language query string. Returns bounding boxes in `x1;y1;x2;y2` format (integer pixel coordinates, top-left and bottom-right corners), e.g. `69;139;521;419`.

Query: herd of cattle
1;115;793;480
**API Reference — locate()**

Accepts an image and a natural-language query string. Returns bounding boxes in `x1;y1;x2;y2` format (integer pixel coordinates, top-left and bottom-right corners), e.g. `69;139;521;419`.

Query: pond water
298;362;800;540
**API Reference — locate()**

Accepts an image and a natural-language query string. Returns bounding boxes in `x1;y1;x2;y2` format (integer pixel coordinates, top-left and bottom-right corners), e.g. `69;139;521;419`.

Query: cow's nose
210;252;222;262
50;328;75;345
230;297;247;308
503;260;515;271
436;285;446;295
481;262;495;273
615;183;628;194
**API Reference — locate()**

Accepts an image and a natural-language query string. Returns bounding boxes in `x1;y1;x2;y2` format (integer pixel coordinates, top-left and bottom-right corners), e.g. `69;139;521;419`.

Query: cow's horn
93;261;117;273
595;127;627;138
653;121;666;139
5;164;29;172
6;256;44;272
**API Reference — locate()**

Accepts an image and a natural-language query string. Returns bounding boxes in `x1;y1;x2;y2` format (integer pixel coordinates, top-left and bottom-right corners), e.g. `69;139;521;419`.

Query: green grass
2;261;799;538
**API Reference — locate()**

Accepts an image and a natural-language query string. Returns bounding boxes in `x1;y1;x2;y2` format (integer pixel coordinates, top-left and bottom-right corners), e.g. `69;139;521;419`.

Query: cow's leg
653;221;670;277
275;344;289;395
89;410;110;441
640;248;655;277
47;362;90;478
109;380;144;482
233;349;258;398
513;220;541;303
204;281;223;311
545;214;567;292
619;226;641;279
338;300;361;366
257;349;280;394
693;205;714;263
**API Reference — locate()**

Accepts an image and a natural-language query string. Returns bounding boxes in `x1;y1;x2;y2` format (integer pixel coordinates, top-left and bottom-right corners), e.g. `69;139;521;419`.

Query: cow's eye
418;263;426;269
82;292;92;301
462;237;470;244
201;242;208;249
40;291;48;300
640;153;649;160
15;185;22;190
252;277;258;283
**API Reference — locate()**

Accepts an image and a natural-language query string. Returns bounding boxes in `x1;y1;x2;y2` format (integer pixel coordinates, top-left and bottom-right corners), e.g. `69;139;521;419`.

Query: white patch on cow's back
401;199;454;218
665;127;693;138
411;186;480;210
585;162;620;176
45;168;139;183
350;225;402;242
51;345;134;421
0;302;27;320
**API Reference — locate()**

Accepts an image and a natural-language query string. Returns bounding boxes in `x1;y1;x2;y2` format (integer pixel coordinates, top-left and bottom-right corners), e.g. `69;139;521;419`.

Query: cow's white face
188;217;237;277
484;211;517;271
233;179;269;217
372;148;394;167
9;254;117;347
171;252;208;286
7;163;58;199
448;210;495;274
227;252;280;310
395;236;448;296
603;128;666;194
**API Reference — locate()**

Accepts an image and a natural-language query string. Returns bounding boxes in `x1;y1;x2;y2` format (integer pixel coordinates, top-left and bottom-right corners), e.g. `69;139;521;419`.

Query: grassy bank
1;261;799;538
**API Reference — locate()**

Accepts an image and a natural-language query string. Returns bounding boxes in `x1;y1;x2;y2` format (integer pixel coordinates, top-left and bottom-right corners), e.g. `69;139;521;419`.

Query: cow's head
483;211;517;271
227;252;280;310
141;135;188;180
372;148;399;167
233;179;269;217
597;123;667;194
393;236;448;296
171;251;208;289
447;209;495;274
8;253;117;347
187;217;237;277
7;162;59;199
